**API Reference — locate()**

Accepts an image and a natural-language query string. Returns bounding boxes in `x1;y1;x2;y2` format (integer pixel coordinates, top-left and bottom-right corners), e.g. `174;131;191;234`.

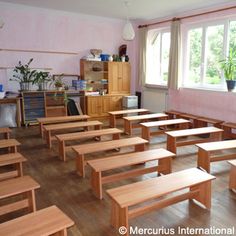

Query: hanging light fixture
122;1;135;41
0;17;4;29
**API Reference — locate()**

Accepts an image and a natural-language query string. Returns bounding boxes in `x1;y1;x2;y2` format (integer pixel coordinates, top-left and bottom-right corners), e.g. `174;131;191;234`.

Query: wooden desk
0;98;21;127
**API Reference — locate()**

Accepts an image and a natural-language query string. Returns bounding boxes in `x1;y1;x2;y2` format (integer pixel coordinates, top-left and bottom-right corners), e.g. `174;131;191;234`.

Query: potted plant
51;74;65;91
11;58;36;91
33;71;51;91
220;47;236;92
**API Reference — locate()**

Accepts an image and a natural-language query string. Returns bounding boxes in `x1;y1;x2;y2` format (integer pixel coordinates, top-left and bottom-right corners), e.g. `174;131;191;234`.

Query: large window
183;19;236;89
146;28;170;86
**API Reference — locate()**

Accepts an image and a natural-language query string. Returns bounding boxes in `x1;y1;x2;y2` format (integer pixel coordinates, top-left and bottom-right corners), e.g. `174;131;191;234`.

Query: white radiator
142;88;168;112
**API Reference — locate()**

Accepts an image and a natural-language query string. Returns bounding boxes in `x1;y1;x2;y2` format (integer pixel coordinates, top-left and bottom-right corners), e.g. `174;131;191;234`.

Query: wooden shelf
46;106;66;110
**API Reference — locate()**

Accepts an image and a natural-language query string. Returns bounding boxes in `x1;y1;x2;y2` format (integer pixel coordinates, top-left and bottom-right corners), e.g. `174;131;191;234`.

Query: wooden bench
0;205;74;236
195;116;223;128
221;122;236;139
37;115;90;138
0;153;27;181
55;128;123;162
166;127;223;154
0;139;21;153
228;160;236;190
43;120;102;148
141;118;190;141
107;168;215;235
0;128;11;139
87;149;175;199
0;176;40;218
165;110;184;119
196;140;236;173
72;137;148;177
123;113;168;136
108;109;149;128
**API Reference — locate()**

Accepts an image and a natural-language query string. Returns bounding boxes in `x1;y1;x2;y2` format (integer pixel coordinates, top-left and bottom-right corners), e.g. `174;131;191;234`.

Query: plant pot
20;82;31;91
38;82;47;91
226;80;236;92
56;86;63;91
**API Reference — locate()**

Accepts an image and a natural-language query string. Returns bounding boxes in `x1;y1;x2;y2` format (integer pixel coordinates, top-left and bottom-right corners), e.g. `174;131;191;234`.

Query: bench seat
0;139;21;153
107;168;215;235
43;120;102;148
108;109;149;128
0;153;27;181
166;127;223;154
0;128;11;139
87;148;175;199
141;118;190;141
123;113;168;135
196;140;236;172
228;160;236;190
37;115;90;138
72;137;148;177
0;176;40;218
0;205;74;236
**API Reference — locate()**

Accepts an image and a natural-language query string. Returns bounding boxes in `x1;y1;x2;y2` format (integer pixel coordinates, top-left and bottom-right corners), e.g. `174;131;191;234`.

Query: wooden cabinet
108;62;130;94
86;95;122;118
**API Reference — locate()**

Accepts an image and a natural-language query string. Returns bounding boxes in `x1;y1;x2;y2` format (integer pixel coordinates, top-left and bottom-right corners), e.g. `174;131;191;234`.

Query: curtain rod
138;5;236;28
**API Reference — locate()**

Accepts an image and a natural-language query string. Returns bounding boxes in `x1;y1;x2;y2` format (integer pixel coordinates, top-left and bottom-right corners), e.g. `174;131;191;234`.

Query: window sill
145;84;168;90
181;86;236;94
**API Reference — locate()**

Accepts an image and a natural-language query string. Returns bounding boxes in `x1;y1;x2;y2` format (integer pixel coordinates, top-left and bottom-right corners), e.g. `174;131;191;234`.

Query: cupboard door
87;96;101;117
109;95;122;111
121;63;131;94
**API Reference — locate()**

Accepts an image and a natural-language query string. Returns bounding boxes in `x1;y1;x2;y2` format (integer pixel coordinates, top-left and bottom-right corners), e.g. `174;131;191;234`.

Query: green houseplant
11;58;36;91
220;47;236;92
33;71;51;91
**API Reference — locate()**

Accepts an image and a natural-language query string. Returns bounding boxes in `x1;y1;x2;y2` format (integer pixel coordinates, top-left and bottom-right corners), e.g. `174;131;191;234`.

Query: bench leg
27;189;36;212
15;162;23;177
112;133;120;140
158;157;172;175
39;123;43;138
210;132;222;141
4;132;10;139
110;114;116;128
197;148;211;173
53;229;67;236
190;181;212;209
91;170;102;199
95;124;102;130
229;165;236;190
223;126;231;140
124;120;132;136
46;131;52;149
141;126;150;141
76;154;85;178
135;143;145;152
110;200;128;233
59;141;66;162
166;135;176;154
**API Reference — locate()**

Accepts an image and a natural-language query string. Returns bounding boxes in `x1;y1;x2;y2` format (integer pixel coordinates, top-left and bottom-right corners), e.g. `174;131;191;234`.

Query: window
183;18;236;90
146;28;170;86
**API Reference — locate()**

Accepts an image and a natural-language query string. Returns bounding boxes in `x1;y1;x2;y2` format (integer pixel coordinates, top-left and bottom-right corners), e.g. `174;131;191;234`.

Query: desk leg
16;99;21;127
59;141;66;162
54;229;67;236
27;189;36;212
15;162;23;177
124;120;131;136
166;135;176;154
197;148;210;173
135;143;145;152
141;126;150;141
113;133;120;140
4;132;10;139
76;154;85;178
229;164;236;190
46;131;52;149
158;157;172;174
110;114;116;128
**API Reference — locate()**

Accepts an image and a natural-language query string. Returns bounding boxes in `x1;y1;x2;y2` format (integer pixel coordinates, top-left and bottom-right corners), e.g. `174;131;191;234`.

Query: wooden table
196;140;236;172
108;108;149;128
0;98;21;127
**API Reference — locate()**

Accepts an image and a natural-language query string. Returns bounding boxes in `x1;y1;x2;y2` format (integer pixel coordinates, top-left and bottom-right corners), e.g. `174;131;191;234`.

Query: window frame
182;17;236;91
145;27;170;88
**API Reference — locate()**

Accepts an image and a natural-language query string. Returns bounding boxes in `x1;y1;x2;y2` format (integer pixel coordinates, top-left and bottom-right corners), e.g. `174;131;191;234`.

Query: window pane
188;28;202;85
229;20;236;49
161;32;170;83
205;25;224;85
146;31;160;84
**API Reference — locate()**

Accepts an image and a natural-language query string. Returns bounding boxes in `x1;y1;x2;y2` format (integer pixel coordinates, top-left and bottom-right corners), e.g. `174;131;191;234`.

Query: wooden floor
0;121;236;236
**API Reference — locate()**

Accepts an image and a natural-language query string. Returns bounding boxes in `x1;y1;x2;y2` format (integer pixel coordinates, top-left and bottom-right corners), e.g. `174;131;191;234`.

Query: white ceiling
0;0;235;20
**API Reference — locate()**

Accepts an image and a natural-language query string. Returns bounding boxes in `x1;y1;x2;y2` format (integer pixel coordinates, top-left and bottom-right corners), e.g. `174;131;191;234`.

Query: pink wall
0;2;136;92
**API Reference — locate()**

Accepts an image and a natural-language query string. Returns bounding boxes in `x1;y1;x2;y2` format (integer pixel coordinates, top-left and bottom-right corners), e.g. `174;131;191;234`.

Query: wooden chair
37;115;90;138
0;128;11;139
108;108;149;128
0;176;40;218
0;153;27;181
196;140;236;172
166;127;223;154
221;122;236;139
123;113;168;136
0;205;74;236
0;139;21;153
141;118;190;141
43;120;102;148
55;128;123;162
72;137;148;177
228;160;236;190
107;168;215;236
87;149;175;199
